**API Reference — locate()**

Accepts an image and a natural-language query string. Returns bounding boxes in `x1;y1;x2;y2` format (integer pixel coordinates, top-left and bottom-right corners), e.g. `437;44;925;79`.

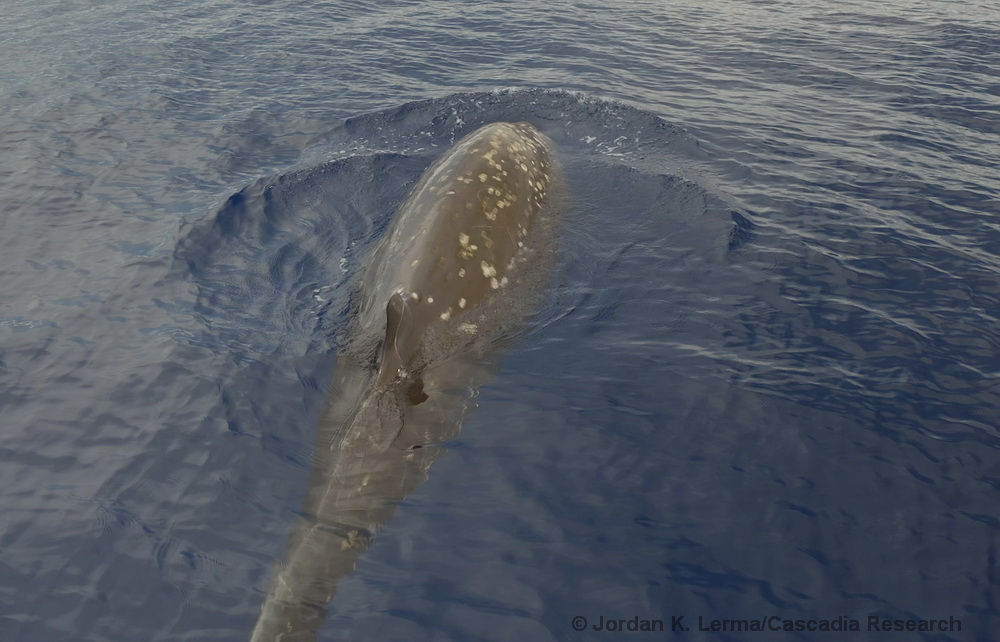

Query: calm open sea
1;0;998;640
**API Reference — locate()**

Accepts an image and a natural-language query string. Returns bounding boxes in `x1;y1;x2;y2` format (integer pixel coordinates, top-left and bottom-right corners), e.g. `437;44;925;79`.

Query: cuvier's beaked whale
250;122;556;641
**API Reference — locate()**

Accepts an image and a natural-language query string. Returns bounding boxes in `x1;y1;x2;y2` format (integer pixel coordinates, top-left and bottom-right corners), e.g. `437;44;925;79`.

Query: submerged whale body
251;122;556;641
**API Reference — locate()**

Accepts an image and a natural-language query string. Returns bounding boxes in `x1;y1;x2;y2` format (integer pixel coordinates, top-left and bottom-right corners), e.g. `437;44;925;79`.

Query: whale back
250;122;559;642
363;122;555;387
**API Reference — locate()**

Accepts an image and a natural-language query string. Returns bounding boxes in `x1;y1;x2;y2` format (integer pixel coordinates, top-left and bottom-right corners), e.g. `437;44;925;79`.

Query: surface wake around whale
250;121;559;641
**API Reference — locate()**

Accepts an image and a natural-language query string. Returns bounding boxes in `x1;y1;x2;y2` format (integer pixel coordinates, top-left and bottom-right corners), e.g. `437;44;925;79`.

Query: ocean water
1;0;999;640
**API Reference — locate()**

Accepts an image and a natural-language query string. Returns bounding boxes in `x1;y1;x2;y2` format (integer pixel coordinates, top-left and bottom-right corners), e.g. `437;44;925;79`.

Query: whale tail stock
249;362;450;641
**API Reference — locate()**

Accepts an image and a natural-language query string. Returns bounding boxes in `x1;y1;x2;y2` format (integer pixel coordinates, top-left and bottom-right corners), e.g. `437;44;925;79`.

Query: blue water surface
1;1;998;640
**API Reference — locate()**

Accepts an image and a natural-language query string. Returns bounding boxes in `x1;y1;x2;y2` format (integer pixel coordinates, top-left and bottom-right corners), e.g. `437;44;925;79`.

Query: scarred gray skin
361;121;553;391
250;122;554;642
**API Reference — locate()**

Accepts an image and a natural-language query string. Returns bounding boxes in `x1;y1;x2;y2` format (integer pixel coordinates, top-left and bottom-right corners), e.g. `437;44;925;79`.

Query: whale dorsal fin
377;294;428;405
377;293;411;388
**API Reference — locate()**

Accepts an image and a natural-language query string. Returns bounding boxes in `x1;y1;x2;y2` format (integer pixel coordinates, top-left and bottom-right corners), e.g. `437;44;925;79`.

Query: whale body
250;122;556;641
